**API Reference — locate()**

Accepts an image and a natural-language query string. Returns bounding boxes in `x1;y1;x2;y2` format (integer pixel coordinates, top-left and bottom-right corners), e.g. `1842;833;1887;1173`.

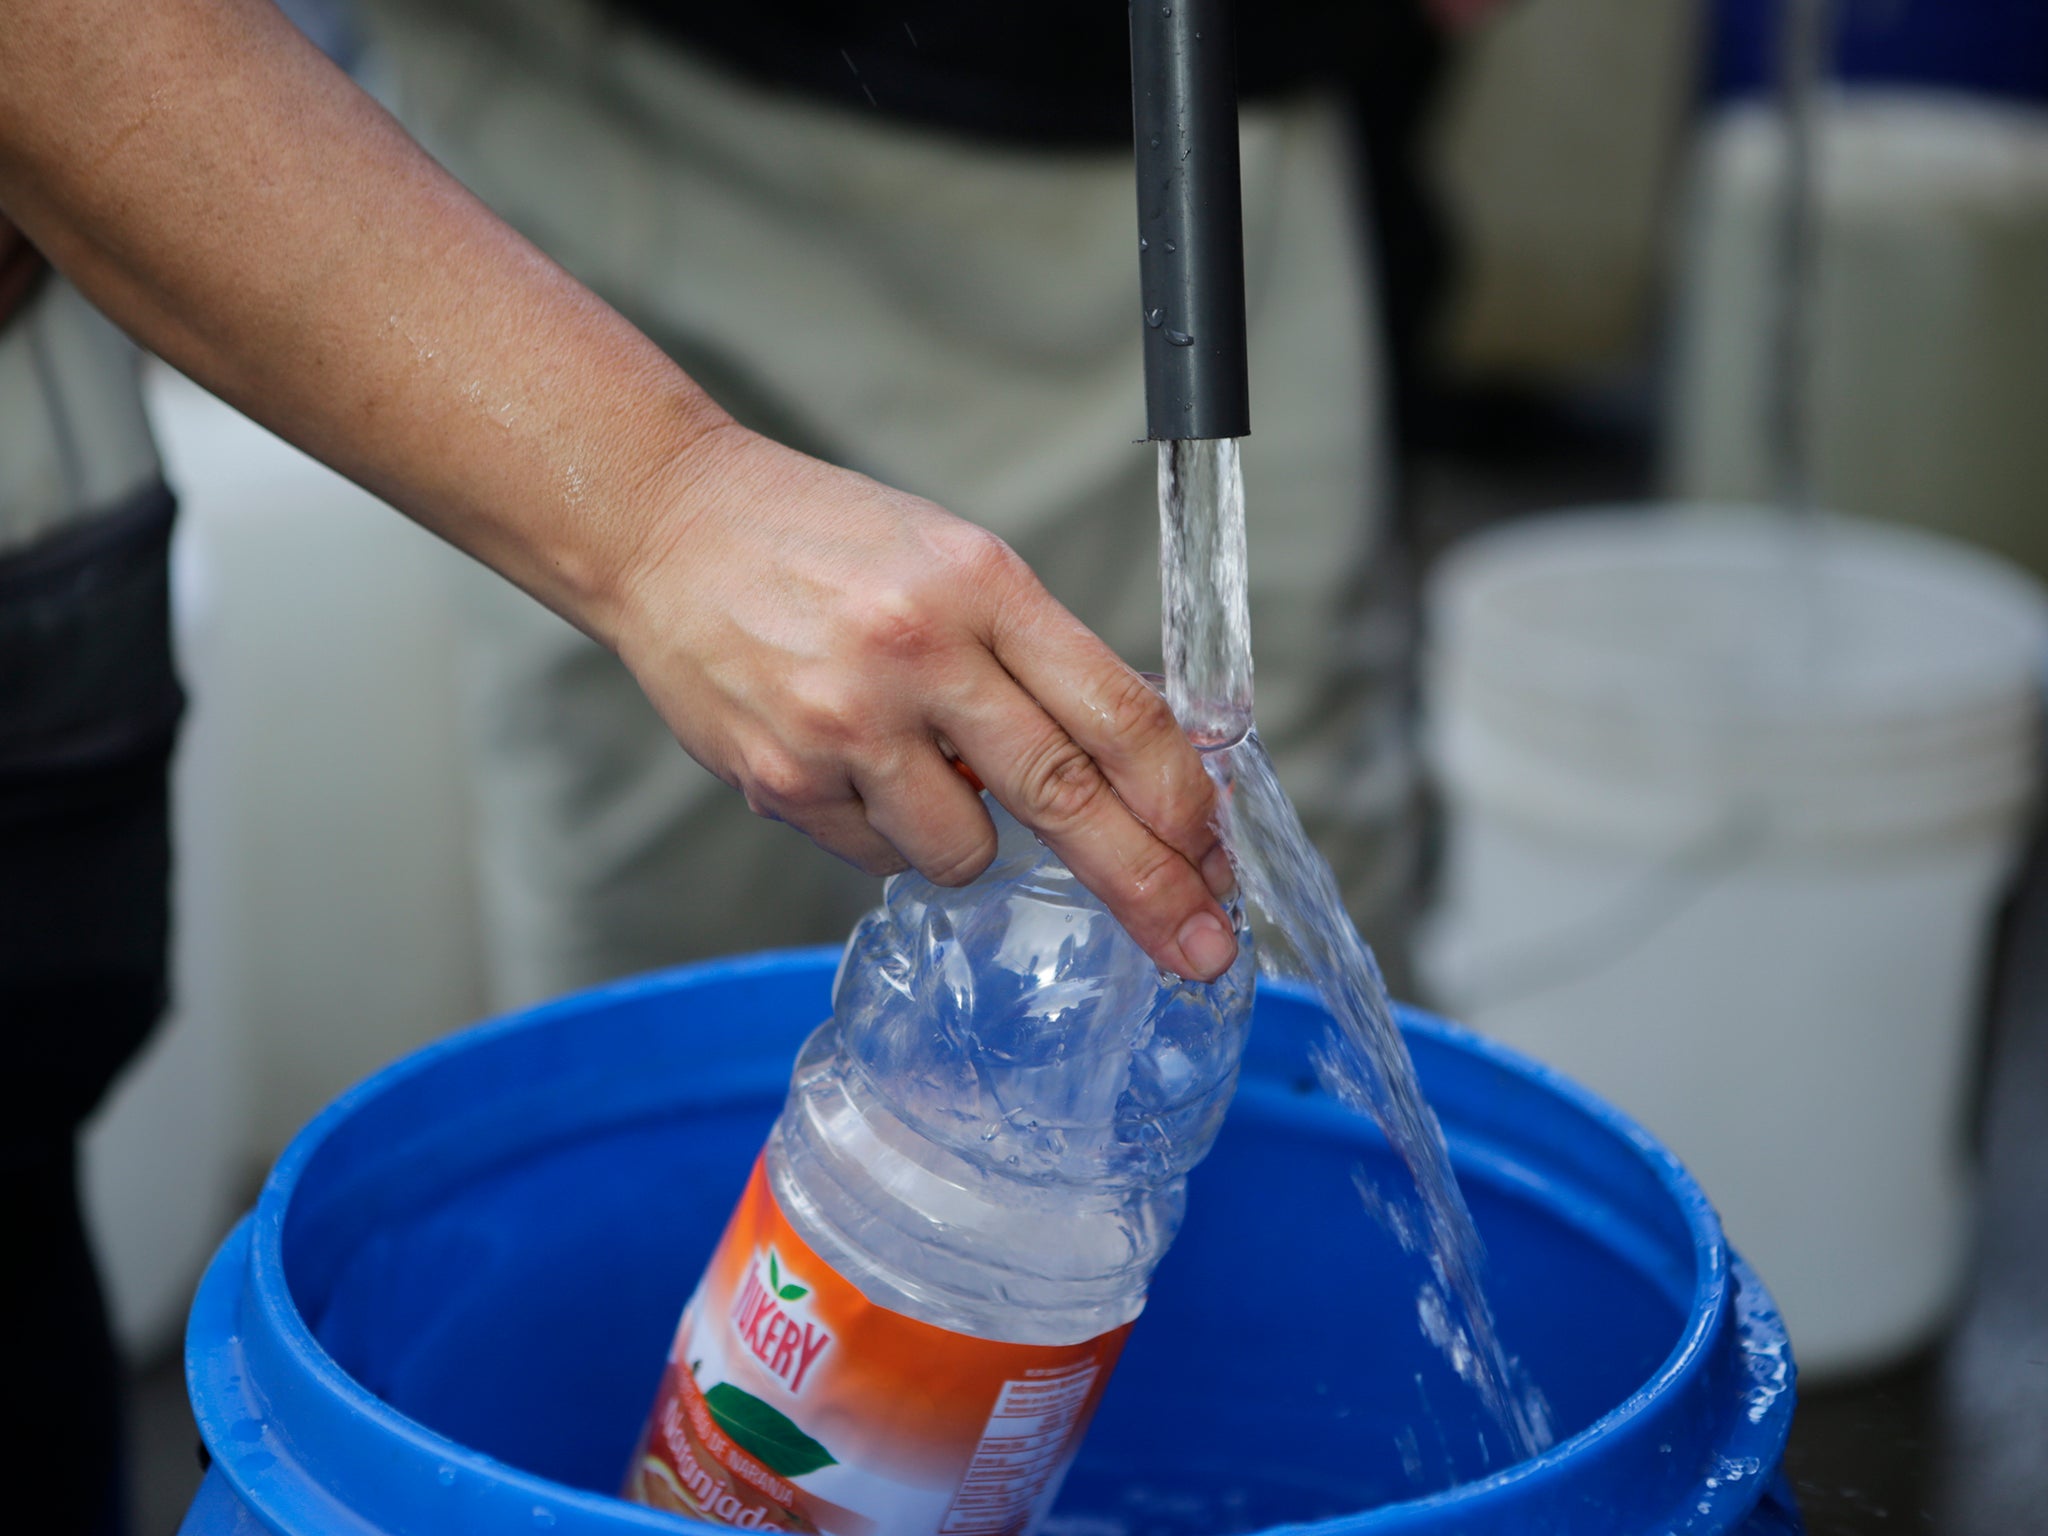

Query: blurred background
66;0;2047;1532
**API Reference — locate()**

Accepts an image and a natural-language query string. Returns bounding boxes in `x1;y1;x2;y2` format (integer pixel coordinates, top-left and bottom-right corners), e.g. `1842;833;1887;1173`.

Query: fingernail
1176;910;1237;981
1200;843;1237;900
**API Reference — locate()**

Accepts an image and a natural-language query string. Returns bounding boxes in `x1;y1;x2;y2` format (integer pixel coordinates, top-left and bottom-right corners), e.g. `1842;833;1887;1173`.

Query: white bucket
1667;94;2048;581
1418;507;2048;1378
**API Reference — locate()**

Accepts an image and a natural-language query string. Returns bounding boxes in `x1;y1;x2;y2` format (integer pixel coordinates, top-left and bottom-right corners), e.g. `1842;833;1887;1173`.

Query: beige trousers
367;0;1415;1008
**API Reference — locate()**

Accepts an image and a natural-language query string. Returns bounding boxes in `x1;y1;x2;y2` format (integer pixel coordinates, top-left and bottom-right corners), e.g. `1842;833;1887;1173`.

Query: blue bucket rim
187;947;1793;1535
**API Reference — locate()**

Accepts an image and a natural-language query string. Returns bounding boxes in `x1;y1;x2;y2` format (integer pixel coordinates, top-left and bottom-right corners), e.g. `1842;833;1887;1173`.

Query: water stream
1159;438;1555;1468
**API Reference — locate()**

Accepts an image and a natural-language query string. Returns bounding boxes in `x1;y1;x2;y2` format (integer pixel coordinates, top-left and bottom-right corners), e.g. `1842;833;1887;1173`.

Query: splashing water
1218;734;1554;1460
1158;438;1555;1464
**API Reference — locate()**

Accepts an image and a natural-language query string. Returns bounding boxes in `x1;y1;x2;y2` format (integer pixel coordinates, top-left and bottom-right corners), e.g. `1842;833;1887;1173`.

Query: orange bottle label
625;1155;1131;1536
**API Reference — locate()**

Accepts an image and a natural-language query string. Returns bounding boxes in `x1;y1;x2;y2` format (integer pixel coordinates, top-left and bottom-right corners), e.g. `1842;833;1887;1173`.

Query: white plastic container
1667;94;2048;580
1419;508;2047;1378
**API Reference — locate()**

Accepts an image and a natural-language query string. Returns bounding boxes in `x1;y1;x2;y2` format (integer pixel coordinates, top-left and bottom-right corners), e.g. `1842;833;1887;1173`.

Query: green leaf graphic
703;1383;836;1479
768;1252;782;1292
778;1284;808;1301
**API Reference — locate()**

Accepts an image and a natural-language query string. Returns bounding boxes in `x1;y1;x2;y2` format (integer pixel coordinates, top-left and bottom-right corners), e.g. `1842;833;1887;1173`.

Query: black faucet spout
1129;0;1251;442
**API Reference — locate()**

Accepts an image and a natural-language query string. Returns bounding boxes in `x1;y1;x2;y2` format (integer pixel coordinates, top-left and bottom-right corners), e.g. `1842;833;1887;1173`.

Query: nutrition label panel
938;1361;1102;1536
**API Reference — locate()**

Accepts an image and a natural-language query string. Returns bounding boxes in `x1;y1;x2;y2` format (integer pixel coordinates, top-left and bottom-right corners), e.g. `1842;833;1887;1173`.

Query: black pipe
1129;0;1250;442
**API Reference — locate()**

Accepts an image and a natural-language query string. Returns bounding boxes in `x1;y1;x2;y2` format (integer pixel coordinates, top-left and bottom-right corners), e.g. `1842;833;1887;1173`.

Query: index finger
939;659;1239;981
989;583;1227;875
945;589;1238;977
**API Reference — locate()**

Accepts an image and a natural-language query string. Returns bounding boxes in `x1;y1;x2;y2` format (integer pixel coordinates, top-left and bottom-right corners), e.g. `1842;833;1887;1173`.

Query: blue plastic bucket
179;949;1799;1535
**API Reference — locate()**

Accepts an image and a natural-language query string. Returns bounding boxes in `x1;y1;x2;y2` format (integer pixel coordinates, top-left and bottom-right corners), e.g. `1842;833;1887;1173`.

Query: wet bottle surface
625;799;1254;1535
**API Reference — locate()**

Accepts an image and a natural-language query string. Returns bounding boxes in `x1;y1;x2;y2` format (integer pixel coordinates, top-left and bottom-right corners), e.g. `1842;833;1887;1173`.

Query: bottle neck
765;1022;1181;1346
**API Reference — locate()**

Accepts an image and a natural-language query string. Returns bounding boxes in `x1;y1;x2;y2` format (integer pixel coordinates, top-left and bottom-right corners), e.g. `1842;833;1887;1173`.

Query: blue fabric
1706;0;2048;106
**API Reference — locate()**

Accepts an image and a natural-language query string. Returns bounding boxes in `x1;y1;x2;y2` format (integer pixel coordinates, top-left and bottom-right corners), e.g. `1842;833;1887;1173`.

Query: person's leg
0;277;178;1536
2;748;174;1536
10;1140;127;1536
366;0;1414;1003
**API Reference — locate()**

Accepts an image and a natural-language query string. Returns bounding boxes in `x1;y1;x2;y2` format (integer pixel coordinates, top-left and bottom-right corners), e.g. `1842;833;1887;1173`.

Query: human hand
612;426;1241;981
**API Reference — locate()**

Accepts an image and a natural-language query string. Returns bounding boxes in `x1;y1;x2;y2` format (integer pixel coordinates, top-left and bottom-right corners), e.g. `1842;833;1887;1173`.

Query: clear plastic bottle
626;797;1254;1536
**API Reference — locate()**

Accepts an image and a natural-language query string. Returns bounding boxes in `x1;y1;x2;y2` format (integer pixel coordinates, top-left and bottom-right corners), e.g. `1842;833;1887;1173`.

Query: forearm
0;0;724;643
0;0;1242;978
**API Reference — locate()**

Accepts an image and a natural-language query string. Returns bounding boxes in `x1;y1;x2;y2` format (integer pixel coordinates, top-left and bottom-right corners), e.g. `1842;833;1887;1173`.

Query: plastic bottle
625;796;1254;1535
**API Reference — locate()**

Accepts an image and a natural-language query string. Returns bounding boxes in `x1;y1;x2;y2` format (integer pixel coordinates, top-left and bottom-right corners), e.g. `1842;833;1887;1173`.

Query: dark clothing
0;484;182;867
2;483;181;1536
603;0;1383;145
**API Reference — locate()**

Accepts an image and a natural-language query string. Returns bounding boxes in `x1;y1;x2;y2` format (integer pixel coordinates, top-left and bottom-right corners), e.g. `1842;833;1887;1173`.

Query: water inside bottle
1158;438;1556;1467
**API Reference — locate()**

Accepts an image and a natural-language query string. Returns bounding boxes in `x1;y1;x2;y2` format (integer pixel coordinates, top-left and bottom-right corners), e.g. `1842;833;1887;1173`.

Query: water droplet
1165;329;1195;347
437;1465;458;1488
1161;4;1172;14
1139;237;1149;251
1145;308;1165;328
980;1123;1000;1141
1165;241;1178;253
230;1420;264;1443
533;1507;557;1529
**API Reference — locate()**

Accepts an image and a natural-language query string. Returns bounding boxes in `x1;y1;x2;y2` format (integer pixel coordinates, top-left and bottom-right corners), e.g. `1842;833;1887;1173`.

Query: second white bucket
1419;507;2047;1378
